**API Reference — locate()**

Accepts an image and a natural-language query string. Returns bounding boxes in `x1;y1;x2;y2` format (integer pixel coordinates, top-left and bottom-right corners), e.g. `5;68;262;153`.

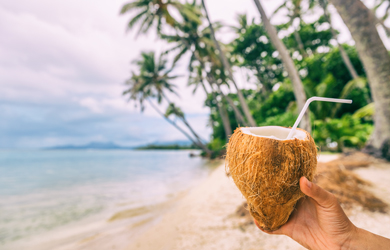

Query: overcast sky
0;0;387;148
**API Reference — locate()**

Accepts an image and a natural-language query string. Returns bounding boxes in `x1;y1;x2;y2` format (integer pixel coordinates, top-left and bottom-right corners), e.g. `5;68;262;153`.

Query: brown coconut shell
226;127;317;231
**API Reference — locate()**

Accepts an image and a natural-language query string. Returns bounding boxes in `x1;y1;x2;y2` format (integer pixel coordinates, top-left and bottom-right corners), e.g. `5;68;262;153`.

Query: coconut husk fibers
234;152;388;228
226;127;317;231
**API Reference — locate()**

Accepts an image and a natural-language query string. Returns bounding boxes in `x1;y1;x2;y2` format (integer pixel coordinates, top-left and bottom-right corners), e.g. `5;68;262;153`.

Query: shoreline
4;153;389;250
0;150;220;250
126;154;390;250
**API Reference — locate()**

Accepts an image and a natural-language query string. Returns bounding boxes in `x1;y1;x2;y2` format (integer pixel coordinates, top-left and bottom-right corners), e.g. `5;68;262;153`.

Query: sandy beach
126;153;390;250
13;153;389;250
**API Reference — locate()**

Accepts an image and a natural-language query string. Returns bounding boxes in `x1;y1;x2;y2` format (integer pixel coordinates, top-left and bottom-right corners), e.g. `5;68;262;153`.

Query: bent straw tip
286;97;353;139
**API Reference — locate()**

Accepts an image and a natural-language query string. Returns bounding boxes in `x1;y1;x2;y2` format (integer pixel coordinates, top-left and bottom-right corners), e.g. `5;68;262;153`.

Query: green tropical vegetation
122;0;390;159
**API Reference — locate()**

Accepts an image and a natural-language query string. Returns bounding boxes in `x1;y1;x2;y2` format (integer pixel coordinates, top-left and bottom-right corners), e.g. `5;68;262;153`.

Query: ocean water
0;149;217;247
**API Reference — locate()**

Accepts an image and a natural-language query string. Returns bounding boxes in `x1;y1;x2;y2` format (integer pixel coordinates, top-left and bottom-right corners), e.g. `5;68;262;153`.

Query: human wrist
340;225;364;250
349;226;390;250
342;226;382;250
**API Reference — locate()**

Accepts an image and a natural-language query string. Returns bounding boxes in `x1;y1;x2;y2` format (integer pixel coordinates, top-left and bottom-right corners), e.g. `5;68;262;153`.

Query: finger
253;219;284;235
299;176;337;209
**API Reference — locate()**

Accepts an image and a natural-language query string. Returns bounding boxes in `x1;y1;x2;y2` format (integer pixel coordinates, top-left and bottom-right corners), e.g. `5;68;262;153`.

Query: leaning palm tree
253;0;311;133
188;64;235;138
327;0;390;154
309;0;359;80
163;14;248;130
124;51;212;155
272;0;308;58
122;1;246;136
163;8;249;126
165;103;208;144
201;0;257;127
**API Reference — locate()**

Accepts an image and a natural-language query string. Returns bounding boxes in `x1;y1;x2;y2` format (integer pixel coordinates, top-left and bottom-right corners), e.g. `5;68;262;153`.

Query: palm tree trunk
320;0;359;80
255;65;272;97
204;70;248;126
329;0;390;151
200;78;235;138
292;20;308;58
180;116;207;144
337;41;359;79
253;0;311;133
293;29;307;57
374;12;390;37
175;33;235;138
147;98;212;155
211;91;232;140
191;60;233;139
201;0;257;127
200;79;210;95
162;93;208;145
216;84;249;126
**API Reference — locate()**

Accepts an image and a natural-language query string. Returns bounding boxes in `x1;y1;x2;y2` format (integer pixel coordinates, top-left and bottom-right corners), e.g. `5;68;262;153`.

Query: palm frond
271;2;288;19
127;10;148;30
339;77;367;99
172;47;188;65
120;1;148;14
141;12;157;34
352;103;375;119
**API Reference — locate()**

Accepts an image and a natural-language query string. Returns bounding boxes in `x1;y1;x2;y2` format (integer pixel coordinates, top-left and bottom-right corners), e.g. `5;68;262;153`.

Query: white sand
11;154;389;250
127;154;390;250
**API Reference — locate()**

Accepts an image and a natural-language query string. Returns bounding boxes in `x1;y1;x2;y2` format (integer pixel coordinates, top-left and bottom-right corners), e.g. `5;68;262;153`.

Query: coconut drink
226;97;352;231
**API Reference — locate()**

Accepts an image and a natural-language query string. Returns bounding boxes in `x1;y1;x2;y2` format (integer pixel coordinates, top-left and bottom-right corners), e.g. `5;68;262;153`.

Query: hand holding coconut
255;177;390;250
226;97;390;249
226;97;352;231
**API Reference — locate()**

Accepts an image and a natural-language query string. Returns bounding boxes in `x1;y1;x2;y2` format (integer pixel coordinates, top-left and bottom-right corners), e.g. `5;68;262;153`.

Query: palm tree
161;17;221;68
122;1;244;137
120;0;200;35
312;0;359;80
253;0;311;133
187;66;234;138
124;73;200;147
272;0;308;58
201;0;257;127
230;14;252;34
372;0;390;36
163;14;248;128
328;0;390;152
165;103;208;144
124;51;212;155
206;64;249;126
230;15;285;99
131;52;178;103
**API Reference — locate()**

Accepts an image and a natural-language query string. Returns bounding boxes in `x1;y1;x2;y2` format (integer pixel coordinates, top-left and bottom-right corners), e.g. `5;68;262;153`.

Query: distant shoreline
43;141;196;151
134;145;198;150
42;147;197;151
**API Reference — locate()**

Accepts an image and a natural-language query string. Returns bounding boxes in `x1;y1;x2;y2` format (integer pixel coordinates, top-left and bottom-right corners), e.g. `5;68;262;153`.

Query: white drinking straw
286;97;352;140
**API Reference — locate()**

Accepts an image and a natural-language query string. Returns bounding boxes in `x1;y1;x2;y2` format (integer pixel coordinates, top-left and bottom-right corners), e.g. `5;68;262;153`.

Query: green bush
313;114;373;151
258;111;297;127
204;137;226;159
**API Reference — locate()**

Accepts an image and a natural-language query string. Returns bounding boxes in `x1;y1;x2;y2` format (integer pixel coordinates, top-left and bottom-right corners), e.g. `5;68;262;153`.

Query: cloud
0;99;209;148
79;98;104;114
1;0;372;148
0;0;201;148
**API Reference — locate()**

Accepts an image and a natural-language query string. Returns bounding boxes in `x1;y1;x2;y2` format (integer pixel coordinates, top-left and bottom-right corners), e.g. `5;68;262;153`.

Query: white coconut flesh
240;126;307;141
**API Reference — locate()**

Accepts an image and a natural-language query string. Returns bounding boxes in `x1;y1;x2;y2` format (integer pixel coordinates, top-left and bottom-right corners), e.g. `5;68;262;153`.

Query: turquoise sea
0;149;217;248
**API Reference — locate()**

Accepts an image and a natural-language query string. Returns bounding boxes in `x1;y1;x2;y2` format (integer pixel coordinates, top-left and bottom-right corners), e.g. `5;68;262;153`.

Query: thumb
300;176;337;209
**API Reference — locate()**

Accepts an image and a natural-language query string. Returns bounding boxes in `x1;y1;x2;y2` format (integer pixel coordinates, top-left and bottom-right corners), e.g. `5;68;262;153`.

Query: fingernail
305;177;312;189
